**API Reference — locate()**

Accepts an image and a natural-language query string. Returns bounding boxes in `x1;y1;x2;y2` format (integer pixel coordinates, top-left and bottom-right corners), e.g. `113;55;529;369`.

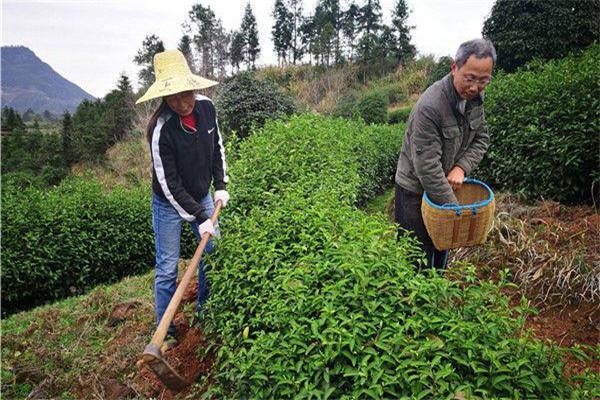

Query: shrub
0;178;198;315
479;44;600;204
199;113;577;399
388;105;413;124
423;55;452;90
354;92;389;124
215;72;296;139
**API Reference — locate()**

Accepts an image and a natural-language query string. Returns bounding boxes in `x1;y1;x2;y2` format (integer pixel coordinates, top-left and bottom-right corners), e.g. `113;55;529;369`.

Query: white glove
198;219;216;237
214;190;230;208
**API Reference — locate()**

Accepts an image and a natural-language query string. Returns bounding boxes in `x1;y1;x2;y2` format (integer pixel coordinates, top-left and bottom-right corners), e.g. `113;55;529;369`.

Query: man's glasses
462;75;492;86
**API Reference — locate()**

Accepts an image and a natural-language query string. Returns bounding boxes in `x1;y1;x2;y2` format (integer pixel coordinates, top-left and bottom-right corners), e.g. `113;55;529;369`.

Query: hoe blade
143;343;190;391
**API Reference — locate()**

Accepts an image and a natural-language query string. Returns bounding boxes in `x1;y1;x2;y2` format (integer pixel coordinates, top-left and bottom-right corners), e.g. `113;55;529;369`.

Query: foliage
480;44;600;204
354;91;388;124
0;178;196;315
187;4;230;80
215;72;296;139
388;105;412;124
196;113;578;399
1;126;68;186
241;3;261;70
423;55;452;90
482;0;600;72
133;34;165;89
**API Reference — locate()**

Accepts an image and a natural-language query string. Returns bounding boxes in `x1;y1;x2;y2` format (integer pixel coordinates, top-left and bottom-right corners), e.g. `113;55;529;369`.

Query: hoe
138;200;222;391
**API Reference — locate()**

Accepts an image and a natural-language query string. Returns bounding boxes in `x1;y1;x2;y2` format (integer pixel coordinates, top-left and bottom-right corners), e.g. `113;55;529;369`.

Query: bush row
480;44;600;204
200;114;587;399
1;178;197;314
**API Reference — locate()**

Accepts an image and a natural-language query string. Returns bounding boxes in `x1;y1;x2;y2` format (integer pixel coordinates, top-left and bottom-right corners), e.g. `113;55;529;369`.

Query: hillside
1;46;95;114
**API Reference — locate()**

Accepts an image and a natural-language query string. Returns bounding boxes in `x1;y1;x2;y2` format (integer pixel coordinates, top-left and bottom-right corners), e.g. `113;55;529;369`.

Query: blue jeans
152;192;219;335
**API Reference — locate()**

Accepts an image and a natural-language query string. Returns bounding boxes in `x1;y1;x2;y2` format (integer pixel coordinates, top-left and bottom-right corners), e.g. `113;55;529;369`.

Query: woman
136;49;229;348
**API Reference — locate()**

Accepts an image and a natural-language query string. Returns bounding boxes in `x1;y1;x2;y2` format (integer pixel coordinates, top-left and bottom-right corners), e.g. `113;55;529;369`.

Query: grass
1;268;156;399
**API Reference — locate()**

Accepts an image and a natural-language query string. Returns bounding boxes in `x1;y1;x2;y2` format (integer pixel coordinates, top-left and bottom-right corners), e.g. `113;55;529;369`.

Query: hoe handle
147;200;223;352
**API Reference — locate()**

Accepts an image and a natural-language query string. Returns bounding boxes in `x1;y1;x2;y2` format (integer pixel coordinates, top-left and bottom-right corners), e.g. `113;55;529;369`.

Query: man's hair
455;39;497;68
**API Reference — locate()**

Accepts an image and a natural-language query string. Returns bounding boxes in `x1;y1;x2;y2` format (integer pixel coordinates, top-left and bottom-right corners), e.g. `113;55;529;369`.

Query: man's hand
447;166;465;191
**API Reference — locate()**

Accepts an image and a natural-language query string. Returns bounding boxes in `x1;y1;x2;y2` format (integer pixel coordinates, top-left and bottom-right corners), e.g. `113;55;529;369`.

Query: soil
449;198;600;380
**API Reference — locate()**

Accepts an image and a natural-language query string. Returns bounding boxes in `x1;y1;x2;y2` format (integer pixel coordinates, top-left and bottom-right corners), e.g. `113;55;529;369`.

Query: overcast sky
2;0;494;98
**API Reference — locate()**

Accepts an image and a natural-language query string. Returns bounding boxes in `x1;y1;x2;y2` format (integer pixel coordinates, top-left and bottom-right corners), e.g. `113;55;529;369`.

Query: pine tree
272;0;293;65
105;72;135;143
61;111;74;167
230;30;246;72
342;2;360;61
188;4;218;78
289;0;305;64
178;34;195;71
133;34;165;89
391;0;415;64
241;3;261;70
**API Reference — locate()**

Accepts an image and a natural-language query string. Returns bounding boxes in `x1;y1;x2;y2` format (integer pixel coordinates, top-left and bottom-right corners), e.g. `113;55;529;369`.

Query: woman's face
165;90;195;116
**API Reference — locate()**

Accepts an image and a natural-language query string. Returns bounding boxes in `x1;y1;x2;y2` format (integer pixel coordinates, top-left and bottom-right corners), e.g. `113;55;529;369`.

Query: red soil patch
131;276;216;399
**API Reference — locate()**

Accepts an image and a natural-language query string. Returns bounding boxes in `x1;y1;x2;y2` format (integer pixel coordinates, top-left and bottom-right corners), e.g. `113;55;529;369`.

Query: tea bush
480;44;600;204
215;72;296;140
388;105;413;125
354;92;389;125
1;178;199;315
199;114;579;399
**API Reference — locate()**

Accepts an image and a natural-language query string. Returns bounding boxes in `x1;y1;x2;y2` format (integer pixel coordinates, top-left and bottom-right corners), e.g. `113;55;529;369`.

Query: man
394;38;496;269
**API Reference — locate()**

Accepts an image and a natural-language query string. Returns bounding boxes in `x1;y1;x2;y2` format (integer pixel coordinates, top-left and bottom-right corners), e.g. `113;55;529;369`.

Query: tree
61;111;74;167
1;107;25;131
241;3;261;70
22;108;35;122
71;99;109;162
483;0;600;72
105;72;136;143
342;2;361;61
134;34;165;89
289;0;305;64
272;0;293;65
391;0;416;64
188;4;217;78
178;34;195;71
230;30;246;72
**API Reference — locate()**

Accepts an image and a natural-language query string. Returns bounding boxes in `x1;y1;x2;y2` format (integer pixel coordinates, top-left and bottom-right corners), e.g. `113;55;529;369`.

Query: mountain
1;46;95;114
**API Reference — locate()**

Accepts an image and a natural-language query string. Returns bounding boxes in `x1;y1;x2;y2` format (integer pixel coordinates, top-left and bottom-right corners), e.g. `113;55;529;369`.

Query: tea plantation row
200;114;595;398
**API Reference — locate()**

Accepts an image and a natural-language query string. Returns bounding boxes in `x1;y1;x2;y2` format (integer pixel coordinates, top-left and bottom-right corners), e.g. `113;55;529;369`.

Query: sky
2;0;495;98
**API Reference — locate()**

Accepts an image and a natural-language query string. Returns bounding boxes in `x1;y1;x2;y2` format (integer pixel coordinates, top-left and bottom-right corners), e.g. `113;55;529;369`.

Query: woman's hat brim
136;74;219;104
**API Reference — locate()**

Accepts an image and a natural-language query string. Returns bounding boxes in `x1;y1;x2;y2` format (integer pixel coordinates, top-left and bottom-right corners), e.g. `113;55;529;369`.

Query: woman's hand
214;190;230;208
198;219;216;237
447;166;465;191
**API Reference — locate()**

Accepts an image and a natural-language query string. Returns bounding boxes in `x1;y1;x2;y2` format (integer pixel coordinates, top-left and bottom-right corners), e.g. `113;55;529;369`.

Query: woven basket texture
422;181;495;250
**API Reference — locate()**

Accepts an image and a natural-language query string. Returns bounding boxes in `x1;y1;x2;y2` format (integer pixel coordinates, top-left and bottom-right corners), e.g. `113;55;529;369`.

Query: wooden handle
149;200;223;348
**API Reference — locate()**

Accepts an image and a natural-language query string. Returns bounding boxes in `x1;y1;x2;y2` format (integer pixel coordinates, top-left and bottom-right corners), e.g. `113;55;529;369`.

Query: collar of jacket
442;73;483;117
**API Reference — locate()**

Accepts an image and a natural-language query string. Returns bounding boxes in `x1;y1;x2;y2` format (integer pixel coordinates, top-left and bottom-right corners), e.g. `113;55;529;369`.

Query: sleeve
152;118;208;223
211;103;229;191
454;110;490;176
410;105;458;205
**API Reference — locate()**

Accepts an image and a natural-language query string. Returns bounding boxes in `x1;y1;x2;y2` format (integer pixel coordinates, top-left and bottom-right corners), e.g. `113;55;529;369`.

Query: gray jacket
395;73;490;205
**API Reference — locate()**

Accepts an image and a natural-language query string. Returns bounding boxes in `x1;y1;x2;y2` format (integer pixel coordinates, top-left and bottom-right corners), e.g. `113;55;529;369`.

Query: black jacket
151;95;228;223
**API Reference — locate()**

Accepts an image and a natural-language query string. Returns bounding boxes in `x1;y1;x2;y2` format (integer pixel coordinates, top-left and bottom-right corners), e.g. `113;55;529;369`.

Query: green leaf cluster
388;105;413;125
198;114;575;398
353;92;389;125
215;72;297;140
1;179;162;315
479;44;600;204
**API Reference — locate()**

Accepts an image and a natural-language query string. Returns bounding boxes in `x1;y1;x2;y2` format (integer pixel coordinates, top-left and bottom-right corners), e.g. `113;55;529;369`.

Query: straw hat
136;50;218;104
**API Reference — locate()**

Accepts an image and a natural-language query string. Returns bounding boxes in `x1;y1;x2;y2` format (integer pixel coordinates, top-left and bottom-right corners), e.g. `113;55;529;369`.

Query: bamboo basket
421;178;495;250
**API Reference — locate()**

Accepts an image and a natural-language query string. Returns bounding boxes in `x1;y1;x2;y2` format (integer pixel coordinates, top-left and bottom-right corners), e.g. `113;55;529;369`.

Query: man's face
451;55;493;101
